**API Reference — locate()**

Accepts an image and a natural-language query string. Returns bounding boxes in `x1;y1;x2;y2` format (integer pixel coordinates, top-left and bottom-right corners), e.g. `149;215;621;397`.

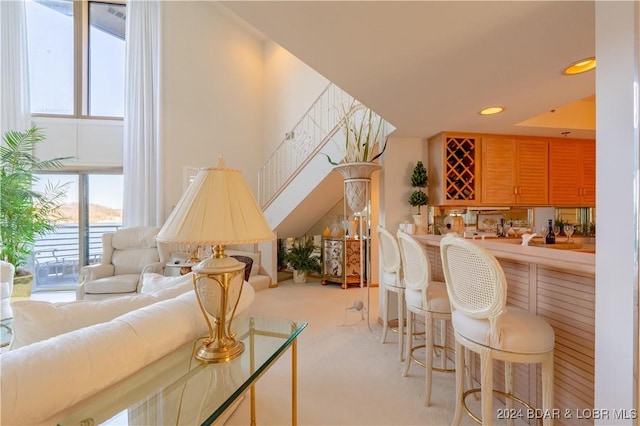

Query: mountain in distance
58;202;122;224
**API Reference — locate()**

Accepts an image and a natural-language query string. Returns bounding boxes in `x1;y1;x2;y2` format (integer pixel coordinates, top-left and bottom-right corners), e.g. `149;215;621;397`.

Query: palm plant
0;126;70;275
284;237;321;274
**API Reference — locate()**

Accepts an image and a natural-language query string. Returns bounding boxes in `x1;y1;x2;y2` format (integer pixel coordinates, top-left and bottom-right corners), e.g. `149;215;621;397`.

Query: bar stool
377;226;405;361
440;234;555;426
397;230;454;406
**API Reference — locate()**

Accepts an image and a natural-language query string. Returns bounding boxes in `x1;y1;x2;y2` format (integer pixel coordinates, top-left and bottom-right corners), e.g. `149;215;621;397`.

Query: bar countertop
411;234;595;275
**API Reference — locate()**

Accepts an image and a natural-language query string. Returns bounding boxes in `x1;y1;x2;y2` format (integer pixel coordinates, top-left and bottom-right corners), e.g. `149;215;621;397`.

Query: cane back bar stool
439;234;555;426
397;230;454;406
377;225;405;361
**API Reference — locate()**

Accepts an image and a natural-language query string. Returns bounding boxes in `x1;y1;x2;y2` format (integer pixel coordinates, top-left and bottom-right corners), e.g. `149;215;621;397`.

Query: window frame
29;0;126;121
32;169;124;291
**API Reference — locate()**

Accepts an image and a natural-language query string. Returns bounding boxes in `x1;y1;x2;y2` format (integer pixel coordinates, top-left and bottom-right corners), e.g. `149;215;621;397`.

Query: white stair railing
258;83;358;209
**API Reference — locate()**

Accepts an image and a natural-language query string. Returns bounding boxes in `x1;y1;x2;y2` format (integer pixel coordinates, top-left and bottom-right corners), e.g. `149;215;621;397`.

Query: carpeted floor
225;278;520;426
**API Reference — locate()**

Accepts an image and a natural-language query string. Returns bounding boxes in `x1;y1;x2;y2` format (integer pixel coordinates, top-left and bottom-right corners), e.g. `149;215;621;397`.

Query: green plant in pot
284;237;321;284
408;161;429;232
1;126;70;296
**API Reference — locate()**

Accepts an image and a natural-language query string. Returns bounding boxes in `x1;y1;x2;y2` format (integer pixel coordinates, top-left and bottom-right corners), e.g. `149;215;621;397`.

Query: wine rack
444;136;477;202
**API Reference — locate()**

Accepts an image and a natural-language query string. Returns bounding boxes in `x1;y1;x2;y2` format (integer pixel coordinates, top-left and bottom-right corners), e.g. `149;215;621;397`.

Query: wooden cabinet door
516;139;548;205
481;138;517;204
580;141;596;205
549;139;595;205
549;141;581;204
482;137;548;205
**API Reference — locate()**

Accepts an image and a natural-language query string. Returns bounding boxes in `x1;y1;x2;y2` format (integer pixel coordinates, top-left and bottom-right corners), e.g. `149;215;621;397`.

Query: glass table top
56;315;307;426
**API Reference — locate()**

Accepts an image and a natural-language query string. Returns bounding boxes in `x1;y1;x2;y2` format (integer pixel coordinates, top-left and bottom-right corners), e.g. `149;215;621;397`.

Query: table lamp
157;157;275;362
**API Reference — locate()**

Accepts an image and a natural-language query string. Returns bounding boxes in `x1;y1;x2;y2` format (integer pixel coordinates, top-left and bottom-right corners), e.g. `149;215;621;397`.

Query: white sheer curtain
0;0;31;135
123;0;163;227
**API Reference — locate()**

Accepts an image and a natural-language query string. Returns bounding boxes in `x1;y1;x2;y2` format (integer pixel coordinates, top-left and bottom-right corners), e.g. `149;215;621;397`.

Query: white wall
378;136;427;317
379;136;428;232
160;1;265;219
594;2;638;420
263;42;329;156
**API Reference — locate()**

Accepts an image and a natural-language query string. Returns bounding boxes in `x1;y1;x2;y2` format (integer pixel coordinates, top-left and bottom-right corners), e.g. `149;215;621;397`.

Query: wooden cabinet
481;137;548;205
428;133;480;206
321;237;366;289
429;132;595;207
549;139;595;205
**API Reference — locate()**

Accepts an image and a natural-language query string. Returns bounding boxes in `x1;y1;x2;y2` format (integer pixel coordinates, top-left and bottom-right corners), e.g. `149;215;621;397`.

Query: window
26;0;74;115
32;172;123;291
88;2;125;116
25;0;126;118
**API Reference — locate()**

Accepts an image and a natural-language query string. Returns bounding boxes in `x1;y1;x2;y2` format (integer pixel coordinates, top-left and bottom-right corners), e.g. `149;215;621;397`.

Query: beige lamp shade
156;157;275;246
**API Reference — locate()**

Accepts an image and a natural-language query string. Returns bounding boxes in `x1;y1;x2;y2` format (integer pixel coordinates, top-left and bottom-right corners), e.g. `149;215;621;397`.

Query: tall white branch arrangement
324;101;387;165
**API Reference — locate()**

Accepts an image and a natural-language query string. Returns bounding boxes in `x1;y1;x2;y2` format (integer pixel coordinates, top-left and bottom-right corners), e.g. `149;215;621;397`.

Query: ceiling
220;1;596;140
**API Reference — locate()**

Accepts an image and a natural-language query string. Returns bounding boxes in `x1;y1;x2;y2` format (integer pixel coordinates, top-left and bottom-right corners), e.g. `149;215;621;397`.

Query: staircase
258;83;392;239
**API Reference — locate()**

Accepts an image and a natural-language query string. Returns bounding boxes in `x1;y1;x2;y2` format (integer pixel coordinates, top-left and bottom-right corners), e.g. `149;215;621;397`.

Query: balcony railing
32;223;121;290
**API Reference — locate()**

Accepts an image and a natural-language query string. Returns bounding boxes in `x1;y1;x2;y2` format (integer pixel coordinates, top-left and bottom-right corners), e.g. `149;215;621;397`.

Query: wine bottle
545;219;555;244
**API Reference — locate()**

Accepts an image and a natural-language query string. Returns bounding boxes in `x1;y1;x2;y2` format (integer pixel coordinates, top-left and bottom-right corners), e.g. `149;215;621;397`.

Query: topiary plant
408;161;429;214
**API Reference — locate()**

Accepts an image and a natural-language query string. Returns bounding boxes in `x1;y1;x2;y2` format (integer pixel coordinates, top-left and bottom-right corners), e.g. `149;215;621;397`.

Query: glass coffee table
56;316;307;426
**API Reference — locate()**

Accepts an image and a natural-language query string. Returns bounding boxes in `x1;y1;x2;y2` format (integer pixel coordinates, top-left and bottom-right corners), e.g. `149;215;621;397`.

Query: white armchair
76;226;164;300
1;261;15;319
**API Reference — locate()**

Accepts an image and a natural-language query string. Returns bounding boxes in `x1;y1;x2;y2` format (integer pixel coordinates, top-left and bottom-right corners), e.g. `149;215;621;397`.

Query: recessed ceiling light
563;57;596;75
479;106;504;116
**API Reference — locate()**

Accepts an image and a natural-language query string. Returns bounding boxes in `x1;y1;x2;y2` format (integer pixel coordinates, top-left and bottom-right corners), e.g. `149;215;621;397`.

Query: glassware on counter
564;224;575;243
539;226;549;241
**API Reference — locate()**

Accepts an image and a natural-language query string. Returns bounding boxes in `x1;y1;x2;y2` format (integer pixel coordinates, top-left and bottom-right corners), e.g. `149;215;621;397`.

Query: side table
165;261;198;275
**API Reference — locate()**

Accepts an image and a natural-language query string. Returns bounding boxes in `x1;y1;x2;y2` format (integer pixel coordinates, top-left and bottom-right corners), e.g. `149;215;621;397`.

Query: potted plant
0;126;70;297
323;101;387;166
284;237;321;284
323;101;387;213
408;161;429;233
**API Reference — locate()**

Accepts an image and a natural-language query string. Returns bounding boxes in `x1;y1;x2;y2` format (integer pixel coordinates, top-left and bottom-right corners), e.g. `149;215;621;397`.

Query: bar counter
412;234;596;425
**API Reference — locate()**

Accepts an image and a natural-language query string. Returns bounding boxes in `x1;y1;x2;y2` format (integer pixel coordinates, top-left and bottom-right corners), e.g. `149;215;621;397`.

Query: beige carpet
225;278;508;426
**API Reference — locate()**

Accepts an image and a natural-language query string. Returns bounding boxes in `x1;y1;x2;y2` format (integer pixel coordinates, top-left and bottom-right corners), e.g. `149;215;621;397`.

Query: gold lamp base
196;338;244;363
192;245;246;364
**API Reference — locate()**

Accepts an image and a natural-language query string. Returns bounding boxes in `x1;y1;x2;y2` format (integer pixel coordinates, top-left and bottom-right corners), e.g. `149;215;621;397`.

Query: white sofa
1;273;255;425
0;260;14;320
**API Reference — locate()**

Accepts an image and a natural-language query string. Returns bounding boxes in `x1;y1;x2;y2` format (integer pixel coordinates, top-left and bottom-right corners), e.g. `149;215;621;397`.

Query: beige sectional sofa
1;273;255;425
